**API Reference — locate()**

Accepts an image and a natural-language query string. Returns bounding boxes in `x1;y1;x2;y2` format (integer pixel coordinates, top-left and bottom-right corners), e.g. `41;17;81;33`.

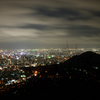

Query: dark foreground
1;51;100;99
0;76;100;100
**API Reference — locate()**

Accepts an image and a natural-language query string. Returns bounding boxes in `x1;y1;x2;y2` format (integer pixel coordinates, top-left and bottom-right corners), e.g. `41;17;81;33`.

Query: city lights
0;48;99;91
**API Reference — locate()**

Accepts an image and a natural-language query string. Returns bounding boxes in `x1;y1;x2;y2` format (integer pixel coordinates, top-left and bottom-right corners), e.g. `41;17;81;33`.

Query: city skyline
0;0;100;49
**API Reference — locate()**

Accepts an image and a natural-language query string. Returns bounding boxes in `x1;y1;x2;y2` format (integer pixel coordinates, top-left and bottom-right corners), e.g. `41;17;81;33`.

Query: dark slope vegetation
1;51;100;99
21;51;100;77
62;51;100;80
63;51;100;69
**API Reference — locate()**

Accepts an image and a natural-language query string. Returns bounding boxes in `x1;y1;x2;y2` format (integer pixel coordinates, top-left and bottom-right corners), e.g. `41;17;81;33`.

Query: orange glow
39;75;42;77
69;76;71;79
35;71;38;74
22;78;26;80
33;71;38;76
34;74;37;76
45;71;47;73
27;71;29;73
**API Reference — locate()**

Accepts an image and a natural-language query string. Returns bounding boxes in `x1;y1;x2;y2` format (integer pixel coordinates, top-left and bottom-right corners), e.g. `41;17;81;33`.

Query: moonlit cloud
0;0;100;49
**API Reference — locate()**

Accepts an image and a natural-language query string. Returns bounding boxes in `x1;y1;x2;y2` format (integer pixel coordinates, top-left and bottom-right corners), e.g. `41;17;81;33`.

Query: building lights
0;48;100;89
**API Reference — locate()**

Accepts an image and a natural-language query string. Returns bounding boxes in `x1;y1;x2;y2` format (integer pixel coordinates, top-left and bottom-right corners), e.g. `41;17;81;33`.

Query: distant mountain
21;51;100;78
63;51;100;70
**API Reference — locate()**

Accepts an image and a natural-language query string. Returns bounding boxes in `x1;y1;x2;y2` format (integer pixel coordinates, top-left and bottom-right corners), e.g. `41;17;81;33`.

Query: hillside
63;51;100;69
1;51;100;99
21;51;100;78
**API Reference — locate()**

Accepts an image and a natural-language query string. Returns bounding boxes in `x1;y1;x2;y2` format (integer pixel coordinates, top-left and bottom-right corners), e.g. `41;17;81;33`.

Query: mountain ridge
21;51;100;77
1;51;100;99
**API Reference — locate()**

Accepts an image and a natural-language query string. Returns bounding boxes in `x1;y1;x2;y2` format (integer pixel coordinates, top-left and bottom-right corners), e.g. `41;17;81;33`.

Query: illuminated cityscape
0;48;100;94
0;0;100;99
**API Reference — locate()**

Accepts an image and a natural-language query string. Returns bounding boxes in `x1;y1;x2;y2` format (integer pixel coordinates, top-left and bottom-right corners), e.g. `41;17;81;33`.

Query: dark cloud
35;7;79;17
91;11;100;17
32;7;90;21
0;0;100;48
27;6;93;22
18;24;49;30
67;25;100;37
67;16;90;21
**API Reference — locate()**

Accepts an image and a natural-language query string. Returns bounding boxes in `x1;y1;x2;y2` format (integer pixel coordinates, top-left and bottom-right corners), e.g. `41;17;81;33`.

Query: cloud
17;24;49;30
91;11;100;17
0;0;100;48
34;7;79;17
67;25;100;37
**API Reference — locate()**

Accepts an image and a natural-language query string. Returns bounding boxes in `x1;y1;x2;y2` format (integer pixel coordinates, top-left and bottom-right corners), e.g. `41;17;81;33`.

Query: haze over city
0;0;100;49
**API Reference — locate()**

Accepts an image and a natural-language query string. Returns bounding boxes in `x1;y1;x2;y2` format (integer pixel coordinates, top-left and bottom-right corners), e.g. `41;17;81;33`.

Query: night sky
0;0;100;49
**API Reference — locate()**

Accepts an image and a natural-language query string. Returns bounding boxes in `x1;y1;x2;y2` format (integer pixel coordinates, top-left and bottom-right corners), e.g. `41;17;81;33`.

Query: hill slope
21;51;100;77
64;51;100;68
1;51;100;99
